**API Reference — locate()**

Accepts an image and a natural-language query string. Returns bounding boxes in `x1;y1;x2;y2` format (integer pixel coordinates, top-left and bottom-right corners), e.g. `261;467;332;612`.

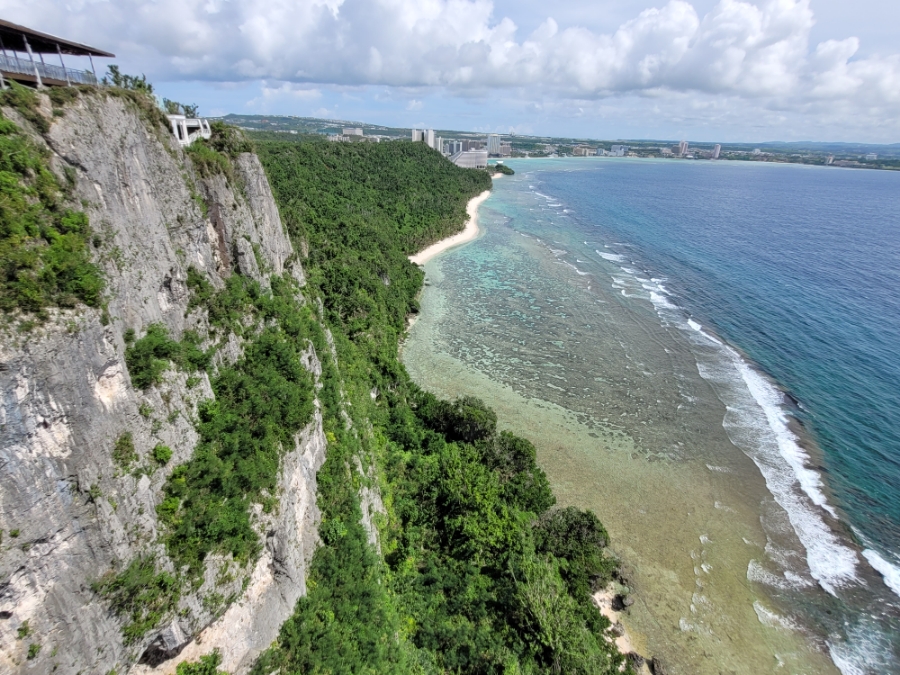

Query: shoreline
409;188;492;266
592;587;652;674
399;177;850;673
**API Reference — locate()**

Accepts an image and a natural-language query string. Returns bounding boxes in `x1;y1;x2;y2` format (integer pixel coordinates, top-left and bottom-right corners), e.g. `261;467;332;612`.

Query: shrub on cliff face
175;650;227;675
158;274;318;574
124;323;210;389
184;122;251;181
92;556;180;645
0;114;103;318
112;432;137;468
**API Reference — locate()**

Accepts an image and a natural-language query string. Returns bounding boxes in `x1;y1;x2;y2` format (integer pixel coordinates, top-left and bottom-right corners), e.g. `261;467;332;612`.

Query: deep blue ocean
512;158;900;669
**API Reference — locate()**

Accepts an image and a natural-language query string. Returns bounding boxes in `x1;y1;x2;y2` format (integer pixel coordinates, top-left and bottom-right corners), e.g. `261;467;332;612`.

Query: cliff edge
0;89;322;674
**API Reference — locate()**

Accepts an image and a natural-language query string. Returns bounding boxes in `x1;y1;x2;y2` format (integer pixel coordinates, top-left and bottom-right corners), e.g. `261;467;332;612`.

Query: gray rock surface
0;93;320;675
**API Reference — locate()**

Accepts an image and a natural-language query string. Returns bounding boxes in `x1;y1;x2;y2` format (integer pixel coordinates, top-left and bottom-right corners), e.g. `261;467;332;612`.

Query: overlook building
0;19;113;88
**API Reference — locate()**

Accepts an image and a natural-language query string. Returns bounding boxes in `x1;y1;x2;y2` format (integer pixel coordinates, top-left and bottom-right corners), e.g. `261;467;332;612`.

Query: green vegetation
124;323;211;389
16;620;30;639
162;99;199;119
27;643;41;660
0;111;103;318
248;137;625;674
253;136;490;347
152;444;173;465
490;163;515;175
102;65;153;94
112;432;137;467
175;651;227;675
98;273;320;640
92;556;180;645
184;121;252;181
157;273;318;574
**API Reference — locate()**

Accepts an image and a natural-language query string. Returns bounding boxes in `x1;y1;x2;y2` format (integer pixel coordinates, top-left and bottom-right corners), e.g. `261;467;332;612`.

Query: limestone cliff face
0;93;322;674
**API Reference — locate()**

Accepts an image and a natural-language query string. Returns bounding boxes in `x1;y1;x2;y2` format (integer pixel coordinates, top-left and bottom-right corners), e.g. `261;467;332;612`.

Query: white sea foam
785;570;814;588
563;261;591;277
738;361;837;514
607;253;861;596
862;549;900;598
747;559;807;590
723;355;859;594
753;601;799;630
650;291;677;310
827;617;895;675
595;249;625;262
687;319;723;345
748;559;787;588
828;646;866;675
705;464;733;473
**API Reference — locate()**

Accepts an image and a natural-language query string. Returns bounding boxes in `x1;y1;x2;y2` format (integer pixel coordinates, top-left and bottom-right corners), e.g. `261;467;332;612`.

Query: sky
1;0;898;143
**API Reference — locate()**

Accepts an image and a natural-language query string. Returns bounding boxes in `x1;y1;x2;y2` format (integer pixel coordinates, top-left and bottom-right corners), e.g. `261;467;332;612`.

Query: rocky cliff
0;91;323;674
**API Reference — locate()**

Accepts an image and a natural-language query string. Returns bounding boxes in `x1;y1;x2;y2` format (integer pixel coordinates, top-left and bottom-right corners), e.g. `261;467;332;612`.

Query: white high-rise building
678;140;689;156
412;129;440;150
712;144;721;159
610;145;629;157
487;134;501;155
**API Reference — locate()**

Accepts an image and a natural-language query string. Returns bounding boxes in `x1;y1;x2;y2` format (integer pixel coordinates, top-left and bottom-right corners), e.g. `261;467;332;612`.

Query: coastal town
223;113;899;171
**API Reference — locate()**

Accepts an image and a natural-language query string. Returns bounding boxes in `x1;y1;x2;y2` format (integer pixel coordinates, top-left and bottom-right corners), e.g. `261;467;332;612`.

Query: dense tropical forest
245;133;628;674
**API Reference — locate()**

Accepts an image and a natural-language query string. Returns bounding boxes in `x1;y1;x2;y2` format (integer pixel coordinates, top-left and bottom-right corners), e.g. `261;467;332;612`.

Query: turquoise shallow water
403;159;900;673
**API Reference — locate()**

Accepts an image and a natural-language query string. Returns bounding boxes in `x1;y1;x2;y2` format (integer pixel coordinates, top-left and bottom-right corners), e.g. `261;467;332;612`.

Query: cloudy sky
2;0;898;142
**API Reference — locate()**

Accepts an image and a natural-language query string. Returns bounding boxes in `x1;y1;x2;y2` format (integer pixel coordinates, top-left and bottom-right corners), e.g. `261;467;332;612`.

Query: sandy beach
593;588;650;673
409;189;492;265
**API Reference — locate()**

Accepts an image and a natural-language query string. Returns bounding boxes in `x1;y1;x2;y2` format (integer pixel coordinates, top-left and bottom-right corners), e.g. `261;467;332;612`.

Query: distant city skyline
3;0;898;143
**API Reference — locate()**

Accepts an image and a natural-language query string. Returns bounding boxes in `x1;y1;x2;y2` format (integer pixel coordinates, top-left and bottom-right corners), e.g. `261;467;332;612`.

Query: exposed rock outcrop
0;93;321;675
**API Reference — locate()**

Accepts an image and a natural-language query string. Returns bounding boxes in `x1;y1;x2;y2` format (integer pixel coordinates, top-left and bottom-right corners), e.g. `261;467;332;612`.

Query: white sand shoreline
409;188;492;266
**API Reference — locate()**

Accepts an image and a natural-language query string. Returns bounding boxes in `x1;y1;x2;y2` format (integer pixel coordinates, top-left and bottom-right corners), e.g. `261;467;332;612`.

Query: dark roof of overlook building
0;19;114;57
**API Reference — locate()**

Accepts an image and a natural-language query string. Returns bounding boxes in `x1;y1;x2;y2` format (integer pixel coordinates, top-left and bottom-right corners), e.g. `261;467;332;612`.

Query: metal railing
0;53;98;85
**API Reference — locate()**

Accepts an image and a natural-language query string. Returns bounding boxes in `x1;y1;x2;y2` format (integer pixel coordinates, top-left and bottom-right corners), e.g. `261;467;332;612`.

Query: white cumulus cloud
1;0;898;136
